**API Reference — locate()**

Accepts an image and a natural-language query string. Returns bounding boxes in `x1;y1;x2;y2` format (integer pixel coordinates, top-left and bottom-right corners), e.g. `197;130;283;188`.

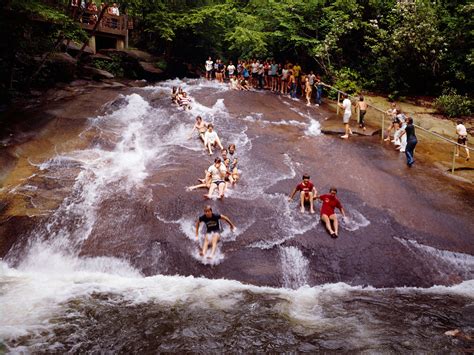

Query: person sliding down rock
195;205;235;259
318;187;346;238
288;174;318;214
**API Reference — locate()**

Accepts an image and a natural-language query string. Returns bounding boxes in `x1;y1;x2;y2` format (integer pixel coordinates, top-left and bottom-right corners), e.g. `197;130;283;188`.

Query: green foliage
326;68;361;99
92;58;124;77
433;89;473;118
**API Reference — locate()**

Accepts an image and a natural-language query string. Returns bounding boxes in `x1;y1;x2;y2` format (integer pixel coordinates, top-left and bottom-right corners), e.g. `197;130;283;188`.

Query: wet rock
81;65;115;80
139;61;164;80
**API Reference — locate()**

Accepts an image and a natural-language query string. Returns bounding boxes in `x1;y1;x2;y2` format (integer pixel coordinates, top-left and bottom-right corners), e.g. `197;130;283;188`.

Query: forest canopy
1;0;472;99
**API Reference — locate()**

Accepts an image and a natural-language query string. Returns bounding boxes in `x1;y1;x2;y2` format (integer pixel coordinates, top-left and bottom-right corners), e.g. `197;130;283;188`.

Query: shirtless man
288;174;318;214
189;116;208;142
203;124;224;155
204;157;227;199
195;205;235;259
319;187;346;238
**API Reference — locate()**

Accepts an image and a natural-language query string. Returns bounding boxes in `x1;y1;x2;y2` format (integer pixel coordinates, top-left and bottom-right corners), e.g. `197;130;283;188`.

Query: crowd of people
204;57;324;106
71;1;121;27
184;112;240;258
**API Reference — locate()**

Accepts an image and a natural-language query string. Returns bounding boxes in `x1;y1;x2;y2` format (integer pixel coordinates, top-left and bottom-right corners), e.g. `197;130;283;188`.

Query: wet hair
302;174;310;180
228;144;235;150
359;96;364;101
342;93;348;98
208;123;214;129
214;157;221;163
172;86;177;93
196;115;202;121
329;187;337;193
204;205;212;212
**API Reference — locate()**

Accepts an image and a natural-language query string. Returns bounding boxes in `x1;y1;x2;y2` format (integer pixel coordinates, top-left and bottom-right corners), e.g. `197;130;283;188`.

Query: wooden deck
79;11;128;37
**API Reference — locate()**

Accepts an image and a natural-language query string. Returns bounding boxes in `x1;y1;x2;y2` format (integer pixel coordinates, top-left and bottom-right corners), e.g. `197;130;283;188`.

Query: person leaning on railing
107;2;120;29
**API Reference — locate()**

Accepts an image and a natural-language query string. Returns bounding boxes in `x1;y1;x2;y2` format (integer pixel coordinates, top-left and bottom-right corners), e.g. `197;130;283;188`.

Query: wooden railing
79;10;128;35
320;83;473;175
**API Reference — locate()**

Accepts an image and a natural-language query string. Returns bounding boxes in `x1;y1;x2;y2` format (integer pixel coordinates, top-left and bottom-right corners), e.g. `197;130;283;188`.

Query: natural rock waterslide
0;79;473;352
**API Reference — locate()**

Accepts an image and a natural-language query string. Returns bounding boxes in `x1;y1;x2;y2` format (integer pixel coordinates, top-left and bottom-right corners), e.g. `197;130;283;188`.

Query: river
0;79;473;352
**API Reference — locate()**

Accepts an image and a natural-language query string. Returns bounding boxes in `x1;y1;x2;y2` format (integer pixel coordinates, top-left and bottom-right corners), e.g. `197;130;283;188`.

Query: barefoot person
319;187;346;238
195;205;235;259
204;157;227;199
338;93;352;139
203;124;224;155
188;115;208;142
288;174;318;214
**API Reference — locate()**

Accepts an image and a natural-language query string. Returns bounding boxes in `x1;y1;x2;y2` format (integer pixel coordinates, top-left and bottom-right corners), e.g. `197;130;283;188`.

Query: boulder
81;65;115;80
62;40;94;56
45;53;78;82
138;61;164;80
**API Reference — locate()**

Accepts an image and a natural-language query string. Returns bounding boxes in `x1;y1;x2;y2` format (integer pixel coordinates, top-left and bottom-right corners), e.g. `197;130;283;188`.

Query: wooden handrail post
336;91;340;115
451;144;456;174
381;113;385;142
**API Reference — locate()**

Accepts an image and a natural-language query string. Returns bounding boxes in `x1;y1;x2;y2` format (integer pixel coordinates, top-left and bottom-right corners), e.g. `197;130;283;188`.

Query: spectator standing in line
405;117;418;167
357;95;368;131
338;93;352;139
315;74;323;106
455;120;470;161
205;57;213;80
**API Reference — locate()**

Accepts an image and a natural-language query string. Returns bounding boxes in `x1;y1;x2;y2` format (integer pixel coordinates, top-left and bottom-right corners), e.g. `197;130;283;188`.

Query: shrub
433;89;473;118
92;57;124;77
327;67;361;100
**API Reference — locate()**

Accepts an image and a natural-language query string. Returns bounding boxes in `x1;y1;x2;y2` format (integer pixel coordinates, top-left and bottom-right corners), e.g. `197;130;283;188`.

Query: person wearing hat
288;174;318;214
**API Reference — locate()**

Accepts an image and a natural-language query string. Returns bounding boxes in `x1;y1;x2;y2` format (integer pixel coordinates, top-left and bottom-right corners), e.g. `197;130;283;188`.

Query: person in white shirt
227;61;235;78
338;93;353;139
204;158;228;200
203;124;224;155
456;120;470;161
205;57;213;80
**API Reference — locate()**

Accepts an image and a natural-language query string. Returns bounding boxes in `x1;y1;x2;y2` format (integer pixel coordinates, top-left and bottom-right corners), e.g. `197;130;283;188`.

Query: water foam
280;246;310;289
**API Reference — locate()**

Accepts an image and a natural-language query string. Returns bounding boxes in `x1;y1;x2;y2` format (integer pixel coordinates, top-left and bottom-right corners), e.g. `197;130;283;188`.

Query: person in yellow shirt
292;63;301;95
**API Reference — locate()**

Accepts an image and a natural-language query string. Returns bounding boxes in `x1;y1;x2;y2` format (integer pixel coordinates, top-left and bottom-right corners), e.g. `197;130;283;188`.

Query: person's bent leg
218;182;225;199
201;234;210;256
299;191;305;213
321;214;334;235
206;182;217;198
308;192;315;214
209;233;220;258
330;214;339;236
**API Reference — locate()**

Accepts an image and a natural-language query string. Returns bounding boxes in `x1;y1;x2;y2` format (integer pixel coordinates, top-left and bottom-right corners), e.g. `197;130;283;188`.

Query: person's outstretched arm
220;214;235;231
288;187;298;201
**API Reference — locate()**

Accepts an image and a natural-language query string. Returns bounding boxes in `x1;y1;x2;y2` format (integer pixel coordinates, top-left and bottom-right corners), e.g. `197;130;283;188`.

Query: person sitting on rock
188;115;208;142
204;157;227;200
203;124;224;155
288;174;317;214
319;187;346;238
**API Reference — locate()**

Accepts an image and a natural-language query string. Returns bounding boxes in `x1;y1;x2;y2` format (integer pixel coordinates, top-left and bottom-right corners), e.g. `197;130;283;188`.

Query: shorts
458;136;467;145
212;180;225;186
343;113;351;123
